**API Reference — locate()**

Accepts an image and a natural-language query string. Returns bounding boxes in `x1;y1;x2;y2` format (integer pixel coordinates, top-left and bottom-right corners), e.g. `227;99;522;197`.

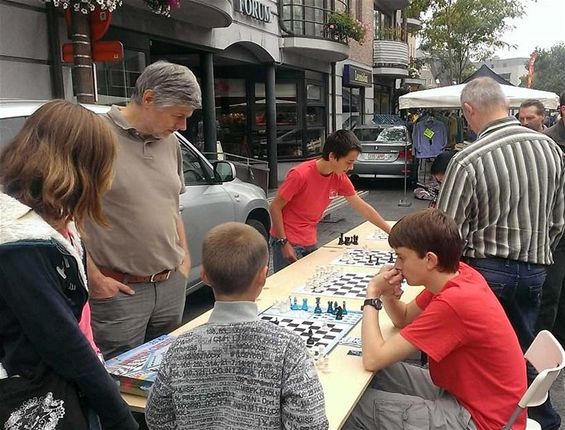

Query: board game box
104;334;176;397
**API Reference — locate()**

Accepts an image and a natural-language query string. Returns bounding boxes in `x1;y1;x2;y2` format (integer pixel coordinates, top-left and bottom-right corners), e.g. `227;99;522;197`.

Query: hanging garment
412;116;447;158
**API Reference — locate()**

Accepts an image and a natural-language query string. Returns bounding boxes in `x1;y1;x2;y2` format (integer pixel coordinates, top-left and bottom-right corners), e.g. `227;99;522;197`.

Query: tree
417;0;528;84
530;44;565;94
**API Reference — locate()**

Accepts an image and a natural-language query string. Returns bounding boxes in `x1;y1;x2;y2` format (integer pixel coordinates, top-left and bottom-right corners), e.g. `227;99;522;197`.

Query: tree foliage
415;0;528;84
530;44;565;94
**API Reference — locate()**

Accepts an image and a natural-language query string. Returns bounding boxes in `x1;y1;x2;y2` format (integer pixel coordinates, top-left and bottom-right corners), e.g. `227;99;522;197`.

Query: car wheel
246;218;268;242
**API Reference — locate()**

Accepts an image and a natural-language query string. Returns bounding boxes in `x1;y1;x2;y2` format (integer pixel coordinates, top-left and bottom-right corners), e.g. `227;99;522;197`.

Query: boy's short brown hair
321;129;362;160
202;222;269;295
388;209;464;272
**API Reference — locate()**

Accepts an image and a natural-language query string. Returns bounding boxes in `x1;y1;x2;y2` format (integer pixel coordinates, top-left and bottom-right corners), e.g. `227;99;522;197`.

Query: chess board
331;249;395;268
367;230;389;241
295;271;374;299
260;306;362;355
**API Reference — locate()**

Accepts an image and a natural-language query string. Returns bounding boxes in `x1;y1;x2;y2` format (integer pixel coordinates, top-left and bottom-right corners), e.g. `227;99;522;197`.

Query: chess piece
288;296;293;311
326;300;333;313
273;318;279;325
342;301;348;315
388;252;394;263
314;297;322;314
306;329;315;345
338;233;344;245
368;255;372;264
291;296;299;311
352;235;359;245
333;301;338;315
301;298;309;311
375;256;380;265
344;236;351;246
335;306;343;320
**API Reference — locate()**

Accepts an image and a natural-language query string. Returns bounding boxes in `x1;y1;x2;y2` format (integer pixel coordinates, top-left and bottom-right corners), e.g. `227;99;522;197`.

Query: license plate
366;153;393;161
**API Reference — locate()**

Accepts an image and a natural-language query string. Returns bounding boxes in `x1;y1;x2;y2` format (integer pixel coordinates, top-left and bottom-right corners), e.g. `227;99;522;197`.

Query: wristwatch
274;237;288;246
361;298;383;311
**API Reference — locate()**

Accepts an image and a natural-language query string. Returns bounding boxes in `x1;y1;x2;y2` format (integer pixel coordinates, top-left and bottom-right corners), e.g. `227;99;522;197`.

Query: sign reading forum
237;0;272;23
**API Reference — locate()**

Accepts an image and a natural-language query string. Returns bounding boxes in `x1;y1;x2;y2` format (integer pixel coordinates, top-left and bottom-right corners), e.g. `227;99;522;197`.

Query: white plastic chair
503;330;565;430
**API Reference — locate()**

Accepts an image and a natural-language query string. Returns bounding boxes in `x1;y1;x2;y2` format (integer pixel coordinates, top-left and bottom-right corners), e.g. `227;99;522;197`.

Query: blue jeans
271;237;317;273
467;257;560;430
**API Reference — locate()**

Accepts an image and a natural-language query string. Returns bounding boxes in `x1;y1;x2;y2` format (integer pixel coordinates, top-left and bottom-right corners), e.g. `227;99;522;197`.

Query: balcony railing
279;0;349;43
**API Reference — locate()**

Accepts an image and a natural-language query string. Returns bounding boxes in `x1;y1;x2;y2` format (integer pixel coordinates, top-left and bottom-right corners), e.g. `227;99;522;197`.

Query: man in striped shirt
437;77;565;430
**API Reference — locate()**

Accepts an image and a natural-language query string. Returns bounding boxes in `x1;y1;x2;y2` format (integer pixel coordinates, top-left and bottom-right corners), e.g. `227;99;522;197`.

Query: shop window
255;82;301;159
343;86;363;129
215;78;248;157
95;50;145;105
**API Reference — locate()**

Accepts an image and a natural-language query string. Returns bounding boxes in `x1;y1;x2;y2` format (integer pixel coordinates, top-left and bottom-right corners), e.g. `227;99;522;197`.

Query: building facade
474;57;529;86
1;0;411;185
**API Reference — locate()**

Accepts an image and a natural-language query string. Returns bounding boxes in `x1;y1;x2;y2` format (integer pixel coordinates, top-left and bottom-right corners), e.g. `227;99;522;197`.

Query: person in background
544;91;565;148
438;77;565;429
0;100;138;430
537;90;565;347
83;61;202;360
343;209;526;430
518;99;546;132
270;129;391;272
430;150;457;185
146;222;328;430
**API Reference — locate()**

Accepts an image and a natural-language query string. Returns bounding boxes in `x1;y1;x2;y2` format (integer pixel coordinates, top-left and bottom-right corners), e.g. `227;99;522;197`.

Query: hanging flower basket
324;11;368;45
43;0;180;16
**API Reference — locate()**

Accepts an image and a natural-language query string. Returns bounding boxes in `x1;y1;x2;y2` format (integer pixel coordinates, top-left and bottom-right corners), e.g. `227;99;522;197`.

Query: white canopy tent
399;84;559;110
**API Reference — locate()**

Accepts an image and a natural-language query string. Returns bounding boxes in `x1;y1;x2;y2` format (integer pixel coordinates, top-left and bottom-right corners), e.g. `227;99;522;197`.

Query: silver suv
0;100;271;294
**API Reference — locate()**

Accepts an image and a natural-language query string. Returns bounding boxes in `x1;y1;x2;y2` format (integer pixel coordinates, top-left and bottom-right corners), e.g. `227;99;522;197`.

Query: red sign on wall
64;7;112;42
62;41;123;63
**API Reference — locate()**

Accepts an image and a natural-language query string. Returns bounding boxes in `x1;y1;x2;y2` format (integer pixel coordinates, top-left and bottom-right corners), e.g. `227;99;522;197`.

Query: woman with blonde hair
0;100;138;430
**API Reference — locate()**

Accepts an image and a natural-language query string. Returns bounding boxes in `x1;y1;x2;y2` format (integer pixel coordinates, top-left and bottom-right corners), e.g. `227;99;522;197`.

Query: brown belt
100;268;172;284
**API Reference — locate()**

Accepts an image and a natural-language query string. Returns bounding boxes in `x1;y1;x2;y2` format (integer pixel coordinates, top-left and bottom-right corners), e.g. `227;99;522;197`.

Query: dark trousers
270;237;317;273
466;257;560;430
536;235;565;346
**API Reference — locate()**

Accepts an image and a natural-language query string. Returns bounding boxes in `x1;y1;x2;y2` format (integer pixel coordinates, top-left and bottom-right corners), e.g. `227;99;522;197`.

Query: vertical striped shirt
438;117;565;265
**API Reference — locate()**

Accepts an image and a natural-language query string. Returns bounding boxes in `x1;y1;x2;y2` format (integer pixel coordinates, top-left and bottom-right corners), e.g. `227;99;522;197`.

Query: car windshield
354;126;406;143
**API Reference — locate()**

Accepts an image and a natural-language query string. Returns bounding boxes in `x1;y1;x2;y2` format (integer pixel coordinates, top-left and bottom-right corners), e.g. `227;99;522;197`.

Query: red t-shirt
271;159;356;246
400;263;527;430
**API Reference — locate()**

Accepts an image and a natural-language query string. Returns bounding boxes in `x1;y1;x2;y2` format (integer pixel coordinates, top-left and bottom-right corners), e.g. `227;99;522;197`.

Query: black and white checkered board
367;230;389;241
260;307;362;355
331;249;395;268
295;272;374;299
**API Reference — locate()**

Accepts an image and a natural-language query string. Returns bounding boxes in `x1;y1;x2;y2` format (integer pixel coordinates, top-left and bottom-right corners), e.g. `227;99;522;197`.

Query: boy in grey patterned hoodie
146;222;328;430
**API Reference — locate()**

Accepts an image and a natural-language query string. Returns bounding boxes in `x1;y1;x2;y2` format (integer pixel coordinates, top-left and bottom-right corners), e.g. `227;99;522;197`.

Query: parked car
0;100;271;294
351;123;413;181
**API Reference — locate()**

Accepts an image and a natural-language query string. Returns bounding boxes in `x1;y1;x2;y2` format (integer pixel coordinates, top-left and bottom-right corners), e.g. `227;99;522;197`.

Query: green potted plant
324;11;369;45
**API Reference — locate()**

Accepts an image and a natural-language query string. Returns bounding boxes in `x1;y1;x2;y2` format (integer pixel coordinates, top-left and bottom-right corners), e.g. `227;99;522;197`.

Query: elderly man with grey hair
437;77;565;430
83;61;202;360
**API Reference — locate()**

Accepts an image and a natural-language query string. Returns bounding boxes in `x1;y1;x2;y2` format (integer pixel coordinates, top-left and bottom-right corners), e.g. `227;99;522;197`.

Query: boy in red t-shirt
270;130;391;272
343;209;527;430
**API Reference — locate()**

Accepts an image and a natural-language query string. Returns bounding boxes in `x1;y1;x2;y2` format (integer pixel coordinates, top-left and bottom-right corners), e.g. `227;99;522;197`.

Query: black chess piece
327;300;333;313
274;318;279;325
335;306;343;320
375;256;380;265
338;233;344;245
344;236;351;246
368;255;372;264
352;235;359;245
306;329;315;345
388;252;394;263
